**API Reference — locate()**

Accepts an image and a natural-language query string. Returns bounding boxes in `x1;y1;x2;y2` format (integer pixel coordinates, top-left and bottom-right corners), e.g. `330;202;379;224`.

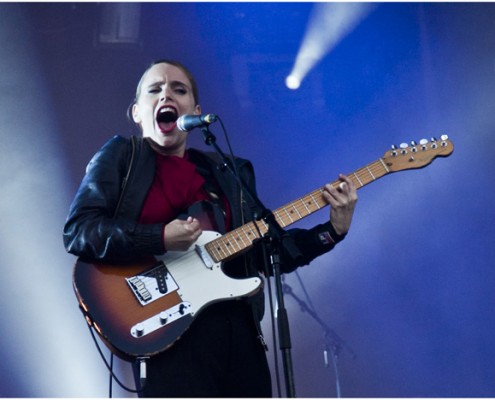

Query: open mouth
156;106;178;131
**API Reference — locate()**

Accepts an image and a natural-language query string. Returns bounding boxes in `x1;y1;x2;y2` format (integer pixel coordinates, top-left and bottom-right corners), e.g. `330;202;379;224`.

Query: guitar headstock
383;135;454;172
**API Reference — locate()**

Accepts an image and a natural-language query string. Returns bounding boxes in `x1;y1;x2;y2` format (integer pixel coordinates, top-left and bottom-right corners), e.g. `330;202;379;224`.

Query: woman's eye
175;87;187;95
148;88;160;94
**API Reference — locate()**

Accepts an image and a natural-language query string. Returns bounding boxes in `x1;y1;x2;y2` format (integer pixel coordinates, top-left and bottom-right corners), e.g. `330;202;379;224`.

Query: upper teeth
159;107;175;114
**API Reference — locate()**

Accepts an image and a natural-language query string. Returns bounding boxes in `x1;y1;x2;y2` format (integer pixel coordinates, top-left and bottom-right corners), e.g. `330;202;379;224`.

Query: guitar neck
205;157;390;263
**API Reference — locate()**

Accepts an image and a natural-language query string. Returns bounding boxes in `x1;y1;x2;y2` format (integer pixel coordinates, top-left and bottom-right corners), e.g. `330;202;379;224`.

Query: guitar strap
188;150;231;233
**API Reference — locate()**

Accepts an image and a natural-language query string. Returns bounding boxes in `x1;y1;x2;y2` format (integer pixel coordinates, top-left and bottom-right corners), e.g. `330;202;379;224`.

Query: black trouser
133;300;272;398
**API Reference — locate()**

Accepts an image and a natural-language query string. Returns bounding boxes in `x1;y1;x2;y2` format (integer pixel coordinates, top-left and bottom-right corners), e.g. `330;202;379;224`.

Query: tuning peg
391;144;398;150
398;143;408;155
411;140;417;146
440;134;449;140
419;138;428;150
430;137;438;142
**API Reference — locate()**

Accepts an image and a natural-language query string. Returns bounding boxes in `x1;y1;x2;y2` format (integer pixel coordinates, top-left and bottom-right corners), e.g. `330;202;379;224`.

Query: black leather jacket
63;135;343;289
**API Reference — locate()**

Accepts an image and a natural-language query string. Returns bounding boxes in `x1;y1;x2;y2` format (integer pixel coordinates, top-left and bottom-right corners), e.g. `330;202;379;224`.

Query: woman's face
132;62;201;156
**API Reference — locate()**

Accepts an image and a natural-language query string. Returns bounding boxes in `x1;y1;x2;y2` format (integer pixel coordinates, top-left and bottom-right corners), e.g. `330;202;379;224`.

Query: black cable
86;324;142;395
216;116;241;180
109;353;113;397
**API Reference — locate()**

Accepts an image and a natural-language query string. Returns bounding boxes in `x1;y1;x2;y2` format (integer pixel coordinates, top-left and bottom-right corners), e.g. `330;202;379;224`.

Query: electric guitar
73;136;454;360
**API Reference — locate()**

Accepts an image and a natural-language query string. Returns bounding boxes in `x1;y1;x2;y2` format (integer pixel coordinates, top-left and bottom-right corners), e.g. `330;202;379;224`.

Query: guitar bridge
126;262;179;306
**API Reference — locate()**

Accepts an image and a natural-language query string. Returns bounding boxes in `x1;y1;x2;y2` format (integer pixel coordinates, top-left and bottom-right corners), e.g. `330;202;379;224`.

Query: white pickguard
156;230;262;316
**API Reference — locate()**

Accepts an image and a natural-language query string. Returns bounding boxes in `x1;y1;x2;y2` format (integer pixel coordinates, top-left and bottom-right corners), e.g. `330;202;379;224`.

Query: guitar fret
283;207;294;224
352;172;364;187
260;219;269;235
283;202;303;222
313;191;325;209
291;203;303;219
207;242;221;261
307;193;320;212
378;158;390;173
273;210;284;228
366;165;376;180
299;197;312;214
216;239;230;258
245;223;260;242
222;238;234;255
236;229;248;247
227;231;243;252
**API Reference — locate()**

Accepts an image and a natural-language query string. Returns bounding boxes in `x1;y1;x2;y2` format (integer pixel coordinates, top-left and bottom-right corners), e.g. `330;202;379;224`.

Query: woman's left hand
322;174;358;236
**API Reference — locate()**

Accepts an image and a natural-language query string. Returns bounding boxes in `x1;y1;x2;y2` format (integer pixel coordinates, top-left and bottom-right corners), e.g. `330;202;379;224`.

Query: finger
322;184;341;206
340;174;356;190
323;183;337;197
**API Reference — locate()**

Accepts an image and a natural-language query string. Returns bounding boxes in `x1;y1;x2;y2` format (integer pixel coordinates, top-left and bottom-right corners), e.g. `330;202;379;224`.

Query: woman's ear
132;103;141;124
194;104;202;115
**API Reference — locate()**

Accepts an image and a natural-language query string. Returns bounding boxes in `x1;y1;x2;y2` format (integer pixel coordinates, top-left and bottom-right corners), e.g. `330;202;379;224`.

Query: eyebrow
146;80;190;89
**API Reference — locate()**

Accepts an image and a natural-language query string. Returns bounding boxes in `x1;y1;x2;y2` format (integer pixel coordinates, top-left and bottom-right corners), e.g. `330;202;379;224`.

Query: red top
138;152;209;224
138;151;231;248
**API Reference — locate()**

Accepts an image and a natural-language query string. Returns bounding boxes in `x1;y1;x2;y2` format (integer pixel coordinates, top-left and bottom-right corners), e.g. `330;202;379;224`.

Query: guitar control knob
135;323;145;337
159;312;168;325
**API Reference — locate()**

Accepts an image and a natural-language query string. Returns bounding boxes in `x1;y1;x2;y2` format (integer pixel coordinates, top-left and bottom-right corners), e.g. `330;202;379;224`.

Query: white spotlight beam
0;4;110;396
287;3;375;89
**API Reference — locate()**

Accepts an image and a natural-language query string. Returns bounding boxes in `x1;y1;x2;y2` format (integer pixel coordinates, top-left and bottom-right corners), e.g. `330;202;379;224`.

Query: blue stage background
1;2;494;397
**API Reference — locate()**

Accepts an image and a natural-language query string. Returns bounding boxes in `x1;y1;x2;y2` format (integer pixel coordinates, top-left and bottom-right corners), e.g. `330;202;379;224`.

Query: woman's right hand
163;216;202;251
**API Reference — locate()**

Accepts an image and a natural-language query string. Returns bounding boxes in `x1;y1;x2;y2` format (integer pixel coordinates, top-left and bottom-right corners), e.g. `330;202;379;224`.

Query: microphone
176;114;218;132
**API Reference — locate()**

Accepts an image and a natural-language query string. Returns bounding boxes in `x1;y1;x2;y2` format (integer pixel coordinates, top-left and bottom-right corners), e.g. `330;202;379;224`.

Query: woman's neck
145;137;186;157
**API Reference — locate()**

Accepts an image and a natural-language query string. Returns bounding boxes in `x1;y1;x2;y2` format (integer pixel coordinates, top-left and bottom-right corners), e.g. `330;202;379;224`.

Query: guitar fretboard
204;158;391;263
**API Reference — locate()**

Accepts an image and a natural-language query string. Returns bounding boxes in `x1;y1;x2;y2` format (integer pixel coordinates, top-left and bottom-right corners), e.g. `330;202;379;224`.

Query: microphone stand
200;125;301;397
282;281;357;397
